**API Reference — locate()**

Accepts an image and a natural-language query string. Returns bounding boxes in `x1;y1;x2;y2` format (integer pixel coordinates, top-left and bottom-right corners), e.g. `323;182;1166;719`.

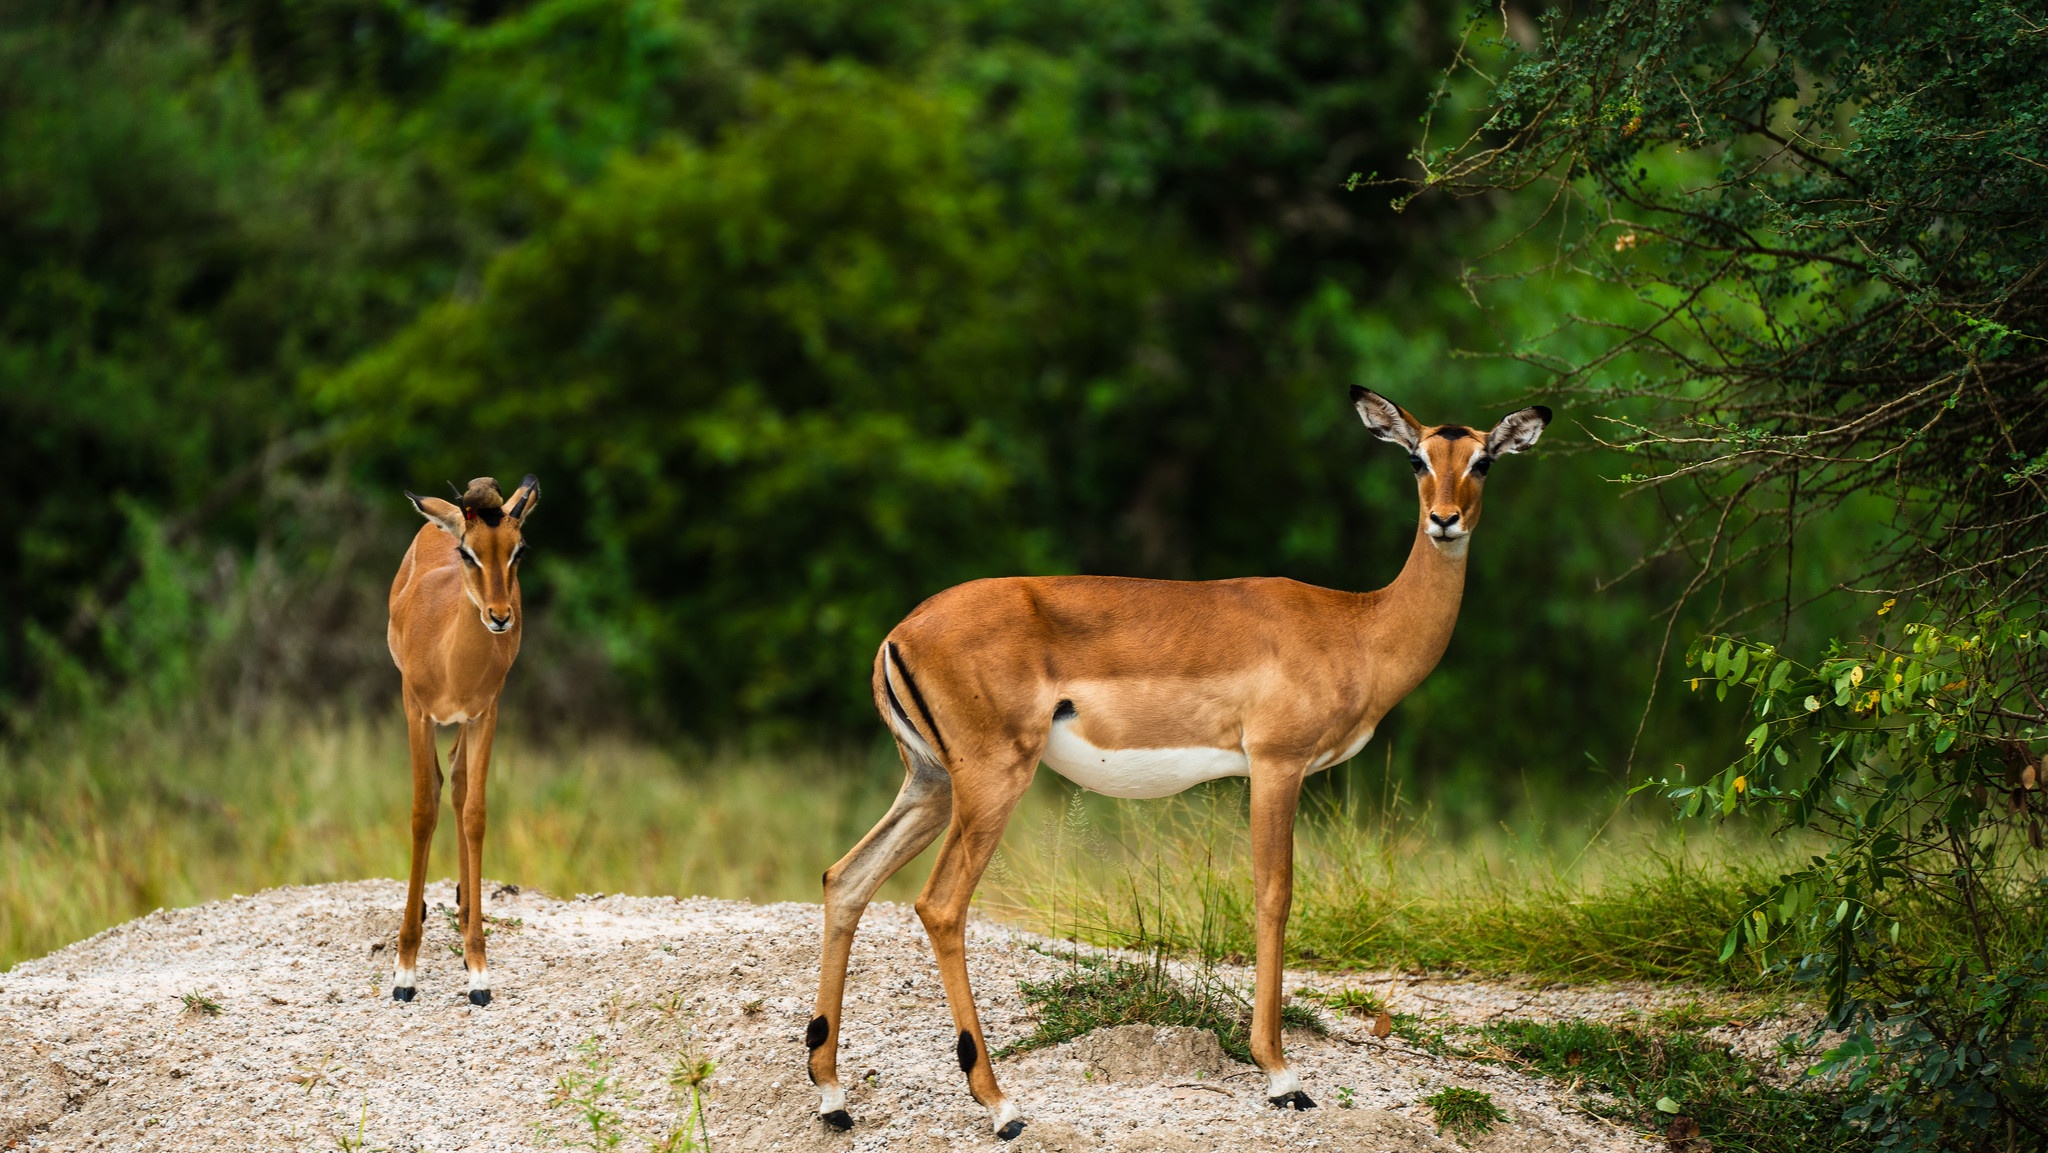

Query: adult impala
805;388;1548;1139
387;474;540;1006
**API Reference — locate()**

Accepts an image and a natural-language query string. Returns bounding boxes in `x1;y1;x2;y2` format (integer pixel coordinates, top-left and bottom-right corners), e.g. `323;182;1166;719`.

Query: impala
804;388;1549;1139
387;474;540;1006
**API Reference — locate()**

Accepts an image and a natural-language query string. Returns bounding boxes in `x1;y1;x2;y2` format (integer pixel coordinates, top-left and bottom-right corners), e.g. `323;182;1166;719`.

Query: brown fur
386;474;540;998
806;392;1548;1133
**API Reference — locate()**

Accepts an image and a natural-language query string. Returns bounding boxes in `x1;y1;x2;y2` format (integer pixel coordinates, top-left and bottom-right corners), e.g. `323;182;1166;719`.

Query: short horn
507;474;540;519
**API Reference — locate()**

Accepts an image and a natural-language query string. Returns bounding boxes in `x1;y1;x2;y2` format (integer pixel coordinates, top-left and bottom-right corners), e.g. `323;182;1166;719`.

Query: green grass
9;709;1790;992
179;991;224;1017
1421;1086;1504;1138
999;949;1324;1062
0;710;1012;968
988;785;1800;985
1403;1016;1868;1153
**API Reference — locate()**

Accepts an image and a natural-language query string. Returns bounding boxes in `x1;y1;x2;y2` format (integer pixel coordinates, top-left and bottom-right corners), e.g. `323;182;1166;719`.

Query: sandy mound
0;881;1650;1152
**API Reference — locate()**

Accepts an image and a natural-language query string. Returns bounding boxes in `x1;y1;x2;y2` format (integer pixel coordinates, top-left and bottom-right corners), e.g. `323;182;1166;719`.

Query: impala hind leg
810;747;952;1130
453;706;499;1006
1249;765;1314;1109
916;757;1035;1141
394;708;443;1002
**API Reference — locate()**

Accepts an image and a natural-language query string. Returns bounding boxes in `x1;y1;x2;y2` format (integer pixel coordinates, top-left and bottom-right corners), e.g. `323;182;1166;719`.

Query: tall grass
987;781;1799;985
0;711;994;968
6;712;1787;988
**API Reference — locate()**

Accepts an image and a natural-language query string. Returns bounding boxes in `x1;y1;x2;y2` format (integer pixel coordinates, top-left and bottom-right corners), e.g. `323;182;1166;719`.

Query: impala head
406;475;541;634
1351;387;1550;556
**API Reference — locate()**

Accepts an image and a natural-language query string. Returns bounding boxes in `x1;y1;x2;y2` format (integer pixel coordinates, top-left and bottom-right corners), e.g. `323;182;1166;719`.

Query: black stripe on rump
887;641;949;757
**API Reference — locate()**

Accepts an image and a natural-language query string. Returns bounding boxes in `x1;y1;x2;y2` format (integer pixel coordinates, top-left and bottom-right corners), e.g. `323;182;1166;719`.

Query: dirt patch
1067;1026;1228;1085
0;881;1649;1151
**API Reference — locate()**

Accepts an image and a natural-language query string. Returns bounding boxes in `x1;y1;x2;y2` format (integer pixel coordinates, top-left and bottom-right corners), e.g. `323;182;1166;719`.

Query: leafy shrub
1654;616;2048;1147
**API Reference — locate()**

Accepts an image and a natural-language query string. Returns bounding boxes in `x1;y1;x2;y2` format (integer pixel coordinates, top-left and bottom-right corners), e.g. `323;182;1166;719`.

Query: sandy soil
0;881;1689;1152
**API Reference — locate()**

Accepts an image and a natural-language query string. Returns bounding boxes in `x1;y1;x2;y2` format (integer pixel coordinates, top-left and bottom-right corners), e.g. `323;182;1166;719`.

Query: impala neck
1359;524;1468;703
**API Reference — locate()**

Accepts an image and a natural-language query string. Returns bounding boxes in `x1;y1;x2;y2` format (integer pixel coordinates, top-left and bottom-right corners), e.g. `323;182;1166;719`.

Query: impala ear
1350;386;1422;451
505;474;541;522
406;492;466;538
1483;405;1553;458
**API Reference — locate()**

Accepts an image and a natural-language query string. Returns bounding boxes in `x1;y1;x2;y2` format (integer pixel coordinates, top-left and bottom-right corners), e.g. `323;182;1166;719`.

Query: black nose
489;610;510;626
1430;512;1460;529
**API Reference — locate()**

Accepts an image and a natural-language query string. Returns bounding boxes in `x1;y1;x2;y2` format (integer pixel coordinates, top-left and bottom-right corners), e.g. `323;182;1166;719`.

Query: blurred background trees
4;0;1809;803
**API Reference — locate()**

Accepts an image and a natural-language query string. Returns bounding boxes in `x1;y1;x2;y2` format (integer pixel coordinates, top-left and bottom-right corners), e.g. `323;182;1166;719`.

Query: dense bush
1415;0;2048;1144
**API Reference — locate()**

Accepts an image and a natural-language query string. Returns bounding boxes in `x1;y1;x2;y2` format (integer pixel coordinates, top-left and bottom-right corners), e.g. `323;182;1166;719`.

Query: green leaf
1768;660;1791;690
1933;728;1957;753
1717;923;1743;963
1655;1097;1681;1114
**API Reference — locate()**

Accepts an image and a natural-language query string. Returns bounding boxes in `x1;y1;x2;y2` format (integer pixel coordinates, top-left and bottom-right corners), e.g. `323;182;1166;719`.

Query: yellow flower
1733;775;1748;793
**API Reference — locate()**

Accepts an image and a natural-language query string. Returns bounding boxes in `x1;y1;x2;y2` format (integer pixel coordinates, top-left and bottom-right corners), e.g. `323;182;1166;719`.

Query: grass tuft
1304;986;1387;1018
180;991;223;1017
999;950;1322;1063
1422;1086;1503;1137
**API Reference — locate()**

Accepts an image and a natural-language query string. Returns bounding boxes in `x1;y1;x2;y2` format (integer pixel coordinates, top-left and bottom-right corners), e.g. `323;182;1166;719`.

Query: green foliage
553;1037;631;1151
1000;949;1322;1063
1409;0;2047;631
1419;1086;1502;1138
1419;3;2048;1146
1474;1018;1862;1153
180;990;224;1017
1;0;1741;800
1652;619;2048;1148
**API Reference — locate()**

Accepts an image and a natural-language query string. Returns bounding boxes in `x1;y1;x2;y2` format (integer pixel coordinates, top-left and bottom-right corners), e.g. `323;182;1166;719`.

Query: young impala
387;474;540;1006
805;388;1549;1139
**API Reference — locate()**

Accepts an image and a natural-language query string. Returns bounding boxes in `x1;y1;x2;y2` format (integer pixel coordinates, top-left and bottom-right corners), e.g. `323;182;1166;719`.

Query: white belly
1041;719;1250;799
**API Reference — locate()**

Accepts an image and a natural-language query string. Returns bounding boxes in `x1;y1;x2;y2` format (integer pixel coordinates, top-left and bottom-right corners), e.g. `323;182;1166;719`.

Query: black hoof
1270;1090;1316;1110
468;989;491;1007
996;1120;1026;1141
821;1109;853;1131
392;986;416;1002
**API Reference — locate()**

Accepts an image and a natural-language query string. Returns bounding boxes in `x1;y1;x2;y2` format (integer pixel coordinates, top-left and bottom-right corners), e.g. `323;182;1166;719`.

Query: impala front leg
395;706;443;1002
448;725;471;929
1249;762;1314;1109
455;705;499;1006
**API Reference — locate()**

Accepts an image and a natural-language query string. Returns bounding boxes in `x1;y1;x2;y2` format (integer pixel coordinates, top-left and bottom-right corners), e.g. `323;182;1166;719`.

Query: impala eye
458;547;481;568
511;543;529;565
1408;454;1427;475
1470;456;1492;478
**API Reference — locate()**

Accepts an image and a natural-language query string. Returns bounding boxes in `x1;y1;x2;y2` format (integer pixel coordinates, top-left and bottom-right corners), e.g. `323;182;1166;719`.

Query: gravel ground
0;881;1688;1152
